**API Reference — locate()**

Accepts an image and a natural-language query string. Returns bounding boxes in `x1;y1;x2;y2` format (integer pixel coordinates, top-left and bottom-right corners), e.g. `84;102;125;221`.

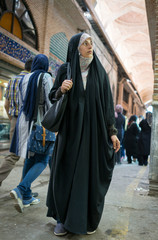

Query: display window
0;79;10;143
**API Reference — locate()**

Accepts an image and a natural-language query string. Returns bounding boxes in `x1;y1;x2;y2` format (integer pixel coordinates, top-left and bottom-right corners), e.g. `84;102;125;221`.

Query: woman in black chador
46;33;120;236
138;112;152;166
124;115;140;164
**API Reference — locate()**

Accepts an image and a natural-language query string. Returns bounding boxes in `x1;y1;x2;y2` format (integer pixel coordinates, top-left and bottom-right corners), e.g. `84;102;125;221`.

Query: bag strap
41;127;46;147
67;62;71;80
32;73;47;147
32;73;44;122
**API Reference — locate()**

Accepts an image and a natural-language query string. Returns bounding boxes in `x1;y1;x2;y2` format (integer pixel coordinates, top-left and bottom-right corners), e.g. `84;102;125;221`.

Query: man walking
0;58;33;186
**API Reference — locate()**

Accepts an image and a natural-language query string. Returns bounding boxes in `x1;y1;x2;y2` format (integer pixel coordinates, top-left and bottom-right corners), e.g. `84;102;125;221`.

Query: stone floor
0;151;158;240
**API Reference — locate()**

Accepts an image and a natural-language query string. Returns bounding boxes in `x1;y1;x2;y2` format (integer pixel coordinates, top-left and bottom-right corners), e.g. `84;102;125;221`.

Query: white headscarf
78;33;93;72
78;33;92;49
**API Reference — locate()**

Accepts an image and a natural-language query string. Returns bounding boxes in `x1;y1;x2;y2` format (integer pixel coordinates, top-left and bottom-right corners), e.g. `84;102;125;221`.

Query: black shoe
32;192;38;198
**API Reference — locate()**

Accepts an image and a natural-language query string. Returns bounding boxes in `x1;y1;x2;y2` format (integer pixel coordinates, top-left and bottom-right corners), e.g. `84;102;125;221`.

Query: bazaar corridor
1;1;158;239
0;150;158;240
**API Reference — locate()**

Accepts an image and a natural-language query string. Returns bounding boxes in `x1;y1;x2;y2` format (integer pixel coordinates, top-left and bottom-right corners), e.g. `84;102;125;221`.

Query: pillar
128;94;132;116
118;81;124;105
149;0;158;196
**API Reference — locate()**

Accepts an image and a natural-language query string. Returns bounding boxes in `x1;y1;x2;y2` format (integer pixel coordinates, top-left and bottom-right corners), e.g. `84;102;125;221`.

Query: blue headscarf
23;54;49;122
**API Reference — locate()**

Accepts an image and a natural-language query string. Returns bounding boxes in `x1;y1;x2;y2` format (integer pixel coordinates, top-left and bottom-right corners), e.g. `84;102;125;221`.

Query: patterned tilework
0;32;35;63
49;32;68;63
49;53;63;78
49;32;68;78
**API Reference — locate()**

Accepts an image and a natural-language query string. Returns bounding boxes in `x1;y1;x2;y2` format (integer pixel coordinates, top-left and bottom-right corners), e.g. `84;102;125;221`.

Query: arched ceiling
94;0;154;105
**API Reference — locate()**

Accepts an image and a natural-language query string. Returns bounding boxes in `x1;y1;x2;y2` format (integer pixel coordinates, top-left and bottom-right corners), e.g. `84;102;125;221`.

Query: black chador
46;33;116;234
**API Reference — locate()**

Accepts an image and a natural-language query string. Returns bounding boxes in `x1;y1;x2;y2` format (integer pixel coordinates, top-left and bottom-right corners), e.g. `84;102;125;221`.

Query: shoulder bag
27;73;56;155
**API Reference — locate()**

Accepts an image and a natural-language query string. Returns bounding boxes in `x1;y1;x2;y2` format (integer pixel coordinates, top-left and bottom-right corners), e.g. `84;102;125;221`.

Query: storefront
0;0;91;150
0;0;38;150
0;60;21;149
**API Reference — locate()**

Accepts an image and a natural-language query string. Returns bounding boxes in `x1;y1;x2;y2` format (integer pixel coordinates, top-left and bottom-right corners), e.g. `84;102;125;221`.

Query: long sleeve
43;73;53;110
49;63;67;103
108;124;118;137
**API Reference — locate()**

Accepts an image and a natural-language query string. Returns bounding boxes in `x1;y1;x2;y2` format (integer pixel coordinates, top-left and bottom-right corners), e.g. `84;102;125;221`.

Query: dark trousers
127;155;132;164
138;155;148;166
115;150;121;164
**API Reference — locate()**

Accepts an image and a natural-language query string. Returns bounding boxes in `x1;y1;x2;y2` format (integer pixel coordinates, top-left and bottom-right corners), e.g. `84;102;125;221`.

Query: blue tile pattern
0;32;35;62
0;32;67;79
49;54;63;78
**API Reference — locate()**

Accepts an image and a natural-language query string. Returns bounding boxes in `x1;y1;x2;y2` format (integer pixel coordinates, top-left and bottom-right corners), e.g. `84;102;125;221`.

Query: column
118;80;124;105
149;0;158;196
128;94;132;116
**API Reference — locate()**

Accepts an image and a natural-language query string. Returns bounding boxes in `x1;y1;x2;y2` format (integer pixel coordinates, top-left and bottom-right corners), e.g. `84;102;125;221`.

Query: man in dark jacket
0;58;33;186
115;104;125;164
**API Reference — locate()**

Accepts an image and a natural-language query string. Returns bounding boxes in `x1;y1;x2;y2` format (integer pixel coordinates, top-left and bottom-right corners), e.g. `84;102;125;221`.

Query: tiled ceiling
94;0;154;105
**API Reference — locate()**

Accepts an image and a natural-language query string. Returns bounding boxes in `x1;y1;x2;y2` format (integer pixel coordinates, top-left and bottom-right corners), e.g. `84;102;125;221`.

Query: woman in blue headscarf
10;54;54;213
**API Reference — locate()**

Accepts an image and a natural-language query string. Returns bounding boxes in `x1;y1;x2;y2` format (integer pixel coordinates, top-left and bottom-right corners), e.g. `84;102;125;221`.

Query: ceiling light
3;83;8;87
84;11;92;20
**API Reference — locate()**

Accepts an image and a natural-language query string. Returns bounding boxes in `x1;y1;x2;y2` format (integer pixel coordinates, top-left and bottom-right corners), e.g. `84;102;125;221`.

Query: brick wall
148;0;158;195
0;0;90;69
25;0;89;55
0;0;144;115
90;29;118;104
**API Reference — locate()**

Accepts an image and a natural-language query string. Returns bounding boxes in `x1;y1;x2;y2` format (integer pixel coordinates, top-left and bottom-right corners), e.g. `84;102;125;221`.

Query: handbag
27;125;56;155
41;62;71;132
41;94;68;132
27;73;56;154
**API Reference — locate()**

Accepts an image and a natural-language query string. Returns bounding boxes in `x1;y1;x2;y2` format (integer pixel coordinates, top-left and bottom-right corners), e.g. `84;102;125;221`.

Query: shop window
0;0;38;49
0;12;22;39
0;122;10;141
0;80;10;143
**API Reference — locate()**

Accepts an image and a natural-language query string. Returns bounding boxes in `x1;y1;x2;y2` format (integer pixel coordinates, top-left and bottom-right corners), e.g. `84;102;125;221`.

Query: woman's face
79;37;93;58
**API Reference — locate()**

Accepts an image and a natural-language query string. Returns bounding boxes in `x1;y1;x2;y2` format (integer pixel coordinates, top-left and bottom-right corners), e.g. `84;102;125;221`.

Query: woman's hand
111;135;120;153
61;79;73;94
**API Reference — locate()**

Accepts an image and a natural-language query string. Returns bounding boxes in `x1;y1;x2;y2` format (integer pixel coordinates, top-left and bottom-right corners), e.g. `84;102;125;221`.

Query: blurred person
124;115;140;164
138;115;144;124
115;104;125;164
47;69;56;169
0;58;33;186
46;32;120;236
138;112;152;166
10;54;54;213
138;115;144;131
121;115;128;161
